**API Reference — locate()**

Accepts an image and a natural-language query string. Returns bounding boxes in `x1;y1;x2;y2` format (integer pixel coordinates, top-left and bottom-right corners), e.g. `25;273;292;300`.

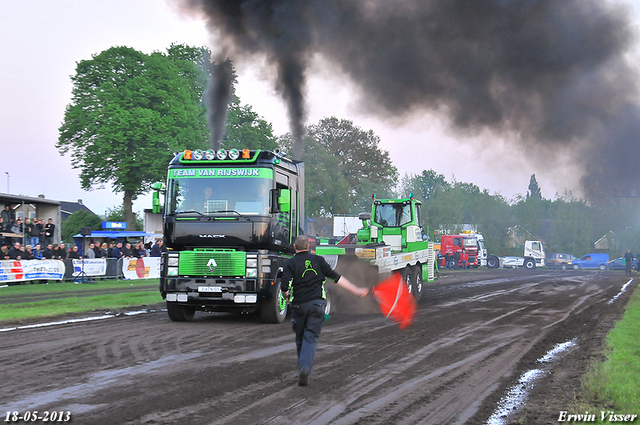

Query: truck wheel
402;266;414;296
411;264;423;301
167;302;195;322
487;255;499;269
324;289;333;316
524;259;536;269
261;282;288;323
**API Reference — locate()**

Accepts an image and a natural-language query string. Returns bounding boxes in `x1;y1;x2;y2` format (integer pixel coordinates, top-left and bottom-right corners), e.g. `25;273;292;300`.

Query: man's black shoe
298;371;309;386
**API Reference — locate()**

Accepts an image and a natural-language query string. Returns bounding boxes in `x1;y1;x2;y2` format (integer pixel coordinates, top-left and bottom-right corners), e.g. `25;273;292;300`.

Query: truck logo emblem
207;258;217;272
199;234;226;238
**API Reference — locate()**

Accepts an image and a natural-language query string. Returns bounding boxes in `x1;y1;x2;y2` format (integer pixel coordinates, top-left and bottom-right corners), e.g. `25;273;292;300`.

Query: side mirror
278;189;291;213
152;182;163;214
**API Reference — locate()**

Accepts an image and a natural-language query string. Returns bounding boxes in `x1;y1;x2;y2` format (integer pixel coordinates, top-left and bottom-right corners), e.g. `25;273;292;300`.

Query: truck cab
356;195;429;252
154;148;305;323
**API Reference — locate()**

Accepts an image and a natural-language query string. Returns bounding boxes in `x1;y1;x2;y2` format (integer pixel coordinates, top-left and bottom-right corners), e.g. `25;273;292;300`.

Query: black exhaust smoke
183;0;638;198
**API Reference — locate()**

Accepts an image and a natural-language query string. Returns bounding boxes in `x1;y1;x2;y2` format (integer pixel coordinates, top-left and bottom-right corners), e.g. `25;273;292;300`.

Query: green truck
316;195;437;301
152;148;303;323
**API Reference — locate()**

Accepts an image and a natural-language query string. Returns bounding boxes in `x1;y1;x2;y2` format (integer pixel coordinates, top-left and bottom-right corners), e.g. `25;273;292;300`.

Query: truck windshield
463;238;477;248
374;203;411;227
167;174;271;216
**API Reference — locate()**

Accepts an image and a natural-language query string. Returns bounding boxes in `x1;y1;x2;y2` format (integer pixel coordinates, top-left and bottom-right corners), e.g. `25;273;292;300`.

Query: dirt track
0;269;634;425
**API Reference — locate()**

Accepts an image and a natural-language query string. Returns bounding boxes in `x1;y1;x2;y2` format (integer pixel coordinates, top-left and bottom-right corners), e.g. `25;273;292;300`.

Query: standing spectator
111;242;123;259
624;249;633;275
11;218;23;235
122;242;134;258
38;219;46;247
23;245;34;260
42;244;53;259
8;242;22;260
44;218;55;246
1;244;9;259
32;243;43;260
461;250;468;269
52;244;61;259
453;251;461;269
1;205;13;225
68;245;80;259
150;239;164;257
100;242;108;258
86;243;96;259
136;241;147;258
29;218;42;247
107;242;114;257
58;242;68;260
23;218;32;241
93;241;102;258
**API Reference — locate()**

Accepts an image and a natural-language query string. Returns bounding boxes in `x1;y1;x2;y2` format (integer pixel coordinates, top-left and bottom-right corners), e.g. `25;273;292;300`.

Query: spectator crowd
2;205;166;262
1;239;166;261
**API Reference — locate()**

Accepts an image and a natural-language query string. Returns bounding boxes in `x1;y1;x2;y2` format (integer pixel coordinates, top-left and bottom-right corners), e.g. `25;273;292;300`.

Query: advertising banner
0;259;66;283
71;259;107;277
121;257;161;280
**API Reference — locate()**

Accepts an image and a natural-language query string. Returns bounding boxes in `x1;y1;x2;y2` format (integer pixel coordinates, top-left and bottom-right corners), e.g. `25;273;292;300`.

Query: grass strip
575;283;640;422
0;292;163;323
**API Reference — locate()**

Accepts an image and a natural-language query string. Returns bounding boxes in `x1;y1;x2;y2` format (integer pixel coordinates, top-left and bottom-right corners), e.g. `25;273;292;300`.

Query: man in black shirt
280;235;368;386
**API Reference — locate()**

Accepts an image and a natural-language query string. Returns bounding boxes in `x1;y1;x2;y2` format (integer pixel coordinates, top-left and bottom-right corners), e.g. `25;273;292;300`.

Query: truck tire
261;282;288;323
402;266;414;296
411;264;423;301
324;289;333;316
167;302;196;322
487;255;500;269
524;258;536;269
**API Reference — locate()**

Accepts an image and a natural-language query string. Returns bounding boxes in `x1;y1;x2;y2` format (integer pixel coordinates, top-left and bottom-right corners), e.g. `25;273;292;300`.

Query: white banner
121;257;161;280
71;259;107;277
0;259;66;283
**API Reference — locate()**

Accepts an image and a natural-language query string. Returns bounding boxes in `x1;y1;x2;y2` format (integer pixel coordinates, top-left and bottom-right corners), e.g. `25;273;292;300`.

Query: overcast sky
2;0;639;218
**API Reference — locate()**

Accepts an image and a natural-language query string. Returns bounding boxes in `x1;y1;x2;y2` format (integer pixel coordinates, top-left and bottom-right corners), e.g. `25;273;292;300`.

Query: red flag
371;272;417;329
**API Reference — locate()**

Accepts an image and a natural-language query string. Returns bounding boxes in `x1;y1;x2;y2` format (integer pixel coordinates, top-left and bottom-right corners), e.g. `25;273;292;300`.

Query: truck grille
179;250;246;277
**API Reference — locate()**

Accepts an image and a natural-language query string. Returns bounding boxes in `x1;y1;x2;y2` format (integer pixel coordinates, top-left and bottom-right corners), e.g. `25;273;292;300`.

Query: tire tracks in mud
0;271;631;425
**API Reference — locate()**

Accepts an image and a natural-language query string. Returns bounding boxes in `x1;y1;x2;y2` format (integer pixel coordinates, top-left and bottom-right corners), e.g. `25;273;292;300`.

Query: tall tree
527;174;542;200
57;46;209;229
279;117;398;217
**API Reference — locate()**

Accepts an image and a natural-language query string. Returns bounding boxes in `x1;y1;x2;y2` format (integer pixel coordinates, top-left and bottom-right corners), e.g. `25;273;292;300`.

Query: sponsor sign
0;260;65;282
121;257;161;280
71;259;107;277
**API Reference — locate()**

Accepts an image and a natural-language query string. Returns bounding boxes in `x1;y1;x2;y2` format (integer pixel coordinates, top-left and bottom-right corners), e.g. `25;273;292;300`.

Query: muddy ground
0;268;634;425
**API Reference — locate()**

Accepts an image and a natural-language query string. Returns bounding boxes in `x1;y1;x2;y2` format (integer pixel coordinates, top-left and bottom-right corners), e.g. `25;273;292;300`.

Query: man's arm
336;275;369;297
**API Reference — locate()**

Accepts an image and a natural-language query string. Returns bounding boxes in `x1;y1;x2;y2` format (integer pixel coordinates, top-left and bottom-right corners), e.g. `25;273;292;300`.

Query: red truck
438;234;480;268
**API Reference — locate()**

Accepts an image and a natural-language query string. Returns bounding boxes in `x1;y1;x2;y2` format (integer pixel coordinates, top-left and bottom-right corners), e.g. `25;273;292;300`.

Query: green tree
279;117;397;217
105;204;143;231
61;210;103;243
527;174;542;200
278;133;351;217
57;45;209;230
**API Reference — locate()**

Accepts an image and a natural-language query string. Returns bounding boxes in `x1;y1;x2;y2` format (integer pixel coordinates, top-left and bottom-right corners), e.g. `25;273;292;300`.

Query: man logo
207;258;217;273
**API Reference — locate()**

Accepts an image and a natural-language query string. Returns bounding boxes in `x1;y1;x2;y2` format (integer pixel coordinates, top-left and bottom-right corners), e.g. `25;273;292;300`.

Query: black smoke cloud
183;0;639;199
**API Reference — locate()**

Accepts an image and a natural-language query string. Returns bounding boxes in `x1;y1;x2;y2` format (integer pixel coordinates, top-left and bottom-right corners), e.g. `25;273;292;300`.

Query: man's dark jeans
291;299;325;375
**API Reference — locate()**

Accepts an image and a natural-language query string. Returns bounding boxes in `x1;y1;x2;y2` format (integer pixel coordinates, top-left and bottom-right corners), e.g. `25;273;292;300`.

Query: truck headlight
167;267;179;277
246;268;258;278
246;258;258;268
168;256;179;267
